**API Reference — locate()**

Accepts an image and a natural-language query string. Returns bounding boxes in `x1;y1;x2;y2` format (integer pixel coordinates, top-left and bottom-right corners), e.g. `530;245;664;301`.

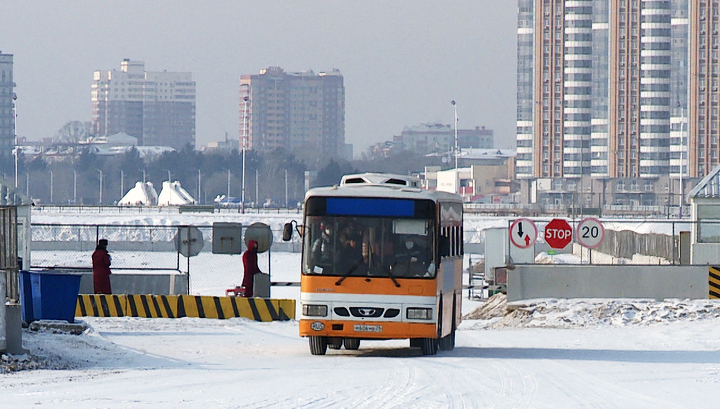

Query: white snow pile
0;320;120;374
466;297;720;329
463;293;508;319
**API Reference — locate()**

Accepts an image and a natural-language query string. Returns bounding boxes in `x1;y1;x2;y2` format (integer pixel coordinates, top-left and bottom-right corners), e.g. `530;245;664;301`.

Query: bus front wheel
419;338;438;355
309;336;328;355
438;329;455;351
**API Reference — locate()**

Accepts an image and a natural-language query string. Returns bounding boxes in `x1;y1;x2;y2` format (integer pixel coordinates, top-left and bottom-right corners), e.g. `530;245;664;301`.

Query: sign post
544;218;573;249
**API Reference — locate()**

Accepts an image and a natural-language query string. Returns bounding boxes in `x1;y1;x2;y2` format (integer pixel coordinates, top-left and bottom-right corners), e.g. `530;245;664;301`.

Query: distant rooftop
689;164;720;199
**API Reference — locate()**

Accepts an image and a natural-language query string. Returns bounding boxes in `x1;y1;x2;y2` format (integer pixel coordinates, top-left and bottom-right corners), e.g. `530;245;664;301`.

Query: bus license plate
354;325;382;333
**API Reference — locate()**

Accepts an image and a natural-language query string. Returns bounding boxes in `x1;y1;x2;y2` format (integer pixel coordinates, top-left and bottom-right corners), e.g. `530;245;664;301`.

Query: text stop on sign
544;218;573;249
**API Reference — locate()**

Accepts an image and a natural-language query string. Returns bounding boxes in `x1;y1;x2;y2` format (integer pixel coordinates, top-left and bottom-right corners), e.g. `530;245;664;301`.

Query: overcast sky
0;1;517;155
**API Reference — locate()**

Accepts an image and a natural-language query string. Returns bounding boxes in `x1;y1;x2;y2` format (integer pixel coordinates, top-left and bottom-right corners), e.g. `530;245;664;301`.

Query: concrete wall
507;265;709;302
690;243;720;265
1;272;5;350
74;271;188;295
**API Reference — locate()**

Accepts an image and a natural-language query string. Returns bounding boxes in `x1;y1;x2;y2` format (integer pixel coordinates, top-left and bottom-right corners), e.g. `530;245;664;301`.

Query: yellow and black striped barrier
76;294;295;321
710;267;720;299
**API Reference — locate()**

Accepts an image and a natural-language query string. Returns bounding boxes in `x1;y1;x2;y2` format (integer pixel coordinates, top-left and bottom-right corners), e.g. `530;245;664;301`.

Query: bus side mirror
283;221;304;241
283;222;294;241
439;236;450;258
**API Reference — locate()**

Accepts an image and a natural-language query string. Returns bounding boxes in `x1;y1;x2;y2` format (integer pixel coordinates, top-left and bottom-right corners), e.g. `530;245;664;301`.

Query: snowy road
3;314;720;408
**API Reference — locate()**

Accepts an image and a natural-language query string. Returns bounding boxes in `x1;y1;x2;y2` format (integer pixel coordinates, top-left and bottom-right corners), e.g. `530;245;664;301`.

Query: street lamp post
451;100;458;171
197;169;201;205
97;169;104;205
13;147;18;189
241;94;249;214
679;106;686;218
73;170;77;204
120;169;124;199
451;100;459;195
49;170;53;203
13;93;18;188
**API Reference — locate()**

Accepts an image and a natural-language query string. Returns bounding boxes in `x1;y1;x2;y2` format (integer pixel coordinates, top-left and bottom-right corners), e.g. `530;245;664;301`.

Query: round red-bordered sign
509;218;538;248
576;217;605;249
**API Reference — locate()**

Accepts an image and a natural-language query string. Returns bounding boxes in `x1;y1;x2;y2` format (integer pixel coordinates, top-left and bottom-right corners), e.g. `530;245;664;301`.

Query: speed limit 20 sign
576;218;605;249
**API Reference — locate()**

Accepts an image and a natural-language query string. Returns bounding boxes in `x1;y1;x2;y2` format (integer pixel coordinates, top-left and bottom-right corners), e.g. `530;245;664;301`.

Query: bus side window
439;236;450;258
439;225;461;259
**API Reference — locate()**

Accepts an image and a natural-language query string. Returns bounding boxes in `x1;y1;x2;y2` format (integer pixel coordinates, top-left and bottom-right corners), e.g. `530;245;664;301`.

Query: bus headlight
407;308;433;320
303;304;328;317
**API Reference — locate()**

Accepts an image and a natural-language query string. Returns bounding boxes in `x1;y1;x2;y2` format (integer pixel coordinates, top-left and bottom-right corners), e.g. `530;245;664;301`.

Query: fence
490;218;714;266
31;217;716;299
30;223;301;296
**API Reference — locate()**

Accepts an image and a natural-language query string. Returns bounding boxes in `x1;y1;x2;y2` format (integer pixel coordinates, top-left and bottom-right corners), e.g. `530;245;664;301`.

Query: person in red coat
242;240;262;297
92;239;112;294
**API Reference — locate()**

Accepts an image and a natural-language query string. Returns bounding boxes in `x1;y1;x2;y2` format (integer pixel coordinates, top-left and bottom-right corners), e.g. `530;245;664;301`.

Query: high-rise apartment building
239;67;345;158
516;0;715;207
0;52;14;164
92;59;196;150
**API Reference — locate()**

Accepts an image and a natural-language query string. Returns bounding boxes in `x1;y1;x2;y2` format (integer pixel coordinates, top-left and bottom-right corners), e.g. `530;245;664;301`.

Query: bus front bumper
299;319;437;339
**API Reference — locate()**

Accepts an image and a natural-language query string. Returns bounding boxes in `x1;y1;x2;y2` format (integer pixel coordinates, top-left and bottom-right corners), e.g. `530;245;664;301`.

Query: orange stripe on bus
300;276;438;296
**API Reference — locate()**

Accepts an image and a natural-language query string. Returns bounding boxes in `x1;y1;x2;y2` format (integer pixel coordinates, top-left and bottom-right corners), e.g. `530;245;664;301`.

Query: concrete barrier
73;271;188;295
507;265;710;302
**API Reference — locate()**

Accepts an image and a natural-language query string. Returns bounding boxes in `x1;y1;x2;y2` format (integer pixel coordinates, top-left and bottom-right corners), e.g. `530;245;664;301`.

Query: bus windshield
302;215;435;279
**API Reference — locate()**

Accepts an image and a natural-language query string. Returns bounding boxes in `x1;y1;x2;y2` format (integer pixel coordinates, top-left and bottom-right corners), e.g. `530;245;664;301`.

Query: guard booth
2;205;30;354
688;165;720;266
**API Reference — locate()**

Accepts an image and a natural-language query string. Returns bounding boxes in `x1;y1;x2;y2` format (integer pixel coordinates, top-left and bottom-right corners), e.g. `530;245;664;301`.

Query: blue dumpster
19;270;82;323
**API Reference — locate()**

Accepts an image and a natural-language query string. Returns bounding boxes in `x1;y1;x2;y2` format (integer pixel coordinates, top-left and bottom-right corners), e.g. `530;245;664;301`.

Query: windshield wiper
386;268;401;288
335;258;364;286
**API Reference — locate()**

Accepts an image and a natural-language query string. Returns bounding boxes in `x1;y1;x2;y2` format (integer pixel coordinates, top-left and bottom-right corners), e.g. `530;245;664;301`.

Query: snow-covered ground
4;296;720;408
3;209;719;407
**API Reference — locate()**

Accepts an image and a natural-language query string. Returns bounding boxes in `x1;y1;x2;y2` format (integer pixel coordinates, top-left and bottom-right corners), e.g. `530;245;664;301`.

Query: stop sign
544;218;573;249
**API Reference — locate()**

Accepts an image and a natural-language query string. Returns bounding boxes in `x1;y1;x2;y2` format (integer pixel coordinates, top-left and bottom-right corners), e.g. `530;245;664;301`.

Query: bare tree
56;121;92;145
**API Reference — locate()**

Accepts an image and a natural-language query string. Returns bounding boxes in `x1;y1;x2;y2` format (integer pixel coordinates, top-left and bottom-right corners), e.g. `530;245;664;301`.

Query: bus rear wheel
419;338;438;355
343;338;361;350
309;336;328;355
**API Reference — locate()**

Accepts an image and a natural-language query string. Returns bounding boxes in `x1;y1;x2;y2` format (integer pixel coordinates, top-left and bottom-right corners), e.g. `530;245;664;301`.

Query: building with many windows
393;123;494;154
91;59;196;150
0;51;14;166
239;67;345;158
515;0;717;209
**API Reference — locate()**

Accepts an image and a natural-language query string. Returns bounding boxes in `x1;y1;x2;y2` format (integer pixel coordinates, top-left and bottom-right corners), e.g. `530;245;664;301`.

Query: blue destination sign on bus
326;198;415;217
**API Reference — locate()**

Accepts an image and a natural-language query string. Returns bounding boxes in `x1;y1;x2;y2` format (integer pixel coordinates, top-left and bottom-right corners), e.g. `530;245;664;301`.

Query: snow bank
477;298;720;329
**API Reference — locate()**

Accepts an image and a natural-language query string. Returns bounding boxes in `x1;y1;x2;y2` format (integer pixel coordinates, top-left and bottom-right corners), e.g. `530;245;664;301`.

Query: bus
283;173;463;355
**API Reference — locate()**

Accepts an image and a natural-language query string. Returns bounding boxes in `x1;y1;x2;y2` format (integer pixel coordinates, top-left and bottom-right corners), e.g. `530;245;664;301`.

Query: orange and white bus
284;173;463;355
